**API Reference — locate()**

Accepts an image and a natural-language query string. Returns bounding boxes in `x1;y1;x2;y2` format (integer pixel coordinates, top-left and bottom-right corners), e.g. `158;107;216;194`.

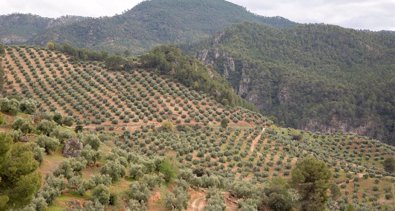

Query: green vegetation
2;46;265;130
140;45;257;110
384;157;395;174
0;133;41;209
0;0;294;54
291;157;332;211
0;44;394;210
188;22;395;145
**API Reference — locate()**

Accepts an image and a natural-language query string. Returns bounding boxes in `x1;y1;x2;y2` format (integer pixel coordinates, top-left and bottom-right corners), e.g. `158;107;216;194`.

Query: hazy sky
0;0;394;31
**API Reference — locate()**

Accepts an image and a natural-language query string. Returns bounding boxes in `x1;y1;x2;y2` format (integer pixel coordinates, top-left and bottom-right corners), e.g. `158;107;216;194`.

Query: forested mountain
0;0;295;54
187;23;395;145
0;14;86;44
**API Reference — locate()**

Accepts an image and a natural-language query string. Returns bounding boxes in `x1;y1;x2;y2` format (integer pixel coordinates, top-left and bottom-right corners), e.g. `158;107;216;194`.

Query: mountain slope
0;0;295;54
0;14;86;44
1;45;394;210
1;45;266;130
187;23;395;145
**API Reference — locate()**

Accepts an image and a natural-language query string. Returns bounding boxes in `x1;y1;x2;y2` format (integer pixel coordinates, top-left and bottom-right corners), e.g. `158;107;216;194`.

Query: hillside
1;46;265;131
0;0;295;54
0;14;86;44
187;23;395;145
0;45;394;210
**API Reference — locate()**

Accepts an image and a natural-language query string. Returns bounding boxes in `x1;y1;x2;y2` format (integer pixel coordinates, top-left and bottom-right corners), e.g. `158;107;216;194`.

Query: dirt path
187;189;206;211
250;127;266;153
190;196;206;211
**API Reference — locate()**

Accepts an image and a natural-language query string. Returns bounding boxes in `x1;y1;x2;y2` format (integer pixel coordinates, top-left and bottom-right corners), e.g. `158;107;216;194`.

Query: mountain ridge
0;0;296;54
186;22;395;145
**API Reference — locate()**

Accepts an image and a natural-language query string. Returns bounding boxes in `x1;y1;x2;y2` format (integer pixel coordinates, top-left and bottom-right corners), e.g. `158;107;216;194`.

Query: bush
159;158;177;183
163;187;189;211
229;181;258;198
128;199;147;211
20;99;37;114
220;118;229;128
53;113;63;125
205;189;226;211
62;116;74;127
383;157;395;174
36;135;60;154
263;178;293;211
160;121;174;132
63;138;83;158
239;199;259;211
91;184;110;205
0;98;20;115
129;182;150;203
50;127;76;143
12;118;34;134
83;134;101;151
101;160;126;182
31;143;45;164
129;164;145;180
81;145;101;165
82;200;105;211
37;120;57;136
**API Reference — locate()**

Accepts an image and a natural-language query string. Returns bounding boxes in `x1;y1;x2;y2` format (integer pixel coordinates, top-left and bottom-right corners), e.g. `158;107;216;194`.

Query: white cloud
228;0;395;31
0;0;394;31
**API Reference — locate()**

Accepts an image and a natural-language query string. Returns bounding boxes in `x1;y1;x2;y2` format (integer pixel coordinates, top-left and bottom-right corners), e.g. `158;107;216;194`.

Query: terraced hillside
0;46;394;210
128;125;395;206
1;46;267;131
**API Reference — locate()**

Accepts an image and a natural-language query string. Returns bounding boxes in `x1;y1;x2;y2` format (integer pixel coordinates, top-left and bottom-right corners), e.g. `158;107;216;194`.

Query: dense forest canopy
187;23;395;145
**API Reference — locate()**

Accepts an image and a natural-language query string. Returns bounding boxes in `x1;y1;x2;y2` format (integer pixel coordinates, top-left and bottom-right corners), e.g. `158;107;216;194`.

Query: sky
0;0;394;31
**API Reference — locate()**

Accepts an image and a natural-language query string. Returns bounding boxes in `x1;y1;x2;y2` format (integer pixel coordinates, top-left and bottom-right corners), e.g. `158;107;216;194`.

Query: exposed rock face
63;138;83;158
238;62;250;98
196;45;380;141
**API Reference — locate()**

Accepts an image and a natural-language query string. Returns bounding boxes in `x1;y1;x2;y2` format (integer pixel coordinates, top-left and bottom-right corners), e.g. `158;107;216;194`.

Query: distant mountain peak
0;0;295;53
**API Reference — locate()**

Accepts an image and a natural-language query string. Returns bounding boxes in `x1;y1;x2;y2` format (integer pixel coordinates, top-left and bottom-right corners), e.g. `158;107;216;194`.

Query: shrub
81;145;101;165
62;116;74;127
37;120;57;136
36;135;60;154
128;199;147;211
83;134;101;151
63;138;83;158
31;143;45;164
239;199;259;211
91;184;110;205
220;118;229;128
101;160;126;182
159;158;177;183
160;121;174;132
129;182;150;203
383;157;395;174
12;118;34;134
129;164;145;180
20;99;37;114
53;113;63;125
50;127;76;143
163;187;189;211
229;181;258;198
0;98;20;115
204;189;226;211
